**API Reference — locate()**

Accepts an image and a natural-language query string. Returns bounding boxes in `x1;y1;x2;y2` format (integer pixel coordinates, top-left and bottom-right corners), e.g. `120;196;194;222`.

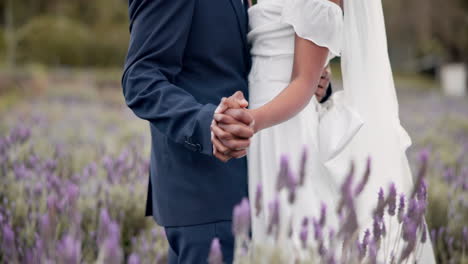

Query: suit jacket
122;0;251;226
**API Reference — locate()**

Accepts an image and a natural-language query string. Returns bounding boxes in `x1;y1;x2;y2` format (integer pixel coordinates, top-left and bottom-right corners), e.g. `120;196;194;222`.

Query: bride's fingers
223;96;244;110
217;123;254;139
211;133;231;162
215;97;229;114
211;123;234;141
213;147;231;162
224;108;254;126
215;97;241;114
230;149;247;159
219;137;250;151
212;130;246;159
327;0;341;7
212;124;250;152
214;113;240;125
232;91;249;108
212;133;231;155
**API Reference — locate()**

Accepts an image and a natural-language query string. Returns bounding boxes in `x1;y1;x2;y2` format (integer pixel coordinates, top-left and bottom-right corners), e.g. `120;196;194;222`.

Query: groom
122;0;331;263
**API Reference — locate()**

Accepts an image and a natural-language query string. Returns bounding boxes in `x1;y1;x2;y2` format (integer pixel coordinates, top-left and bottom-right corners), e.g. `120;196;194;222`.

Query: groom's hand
315;65;331;102
211;92;254;162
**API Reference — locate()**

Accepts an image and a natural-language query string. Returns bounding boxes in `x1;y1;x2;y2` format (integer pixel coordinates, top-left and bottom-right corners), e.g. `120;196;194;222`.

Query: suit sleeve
122;0;217;156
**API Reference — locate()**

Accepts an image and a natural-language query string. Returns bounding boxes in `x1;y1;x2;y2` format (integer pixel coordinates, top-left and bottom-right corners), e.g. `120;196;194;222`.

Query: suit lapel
228;0;247;46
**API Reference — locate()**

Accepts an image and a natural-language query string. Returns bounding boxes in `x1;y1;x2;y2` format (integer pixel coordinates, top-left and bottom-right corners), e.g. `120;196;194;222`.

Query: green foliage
87;25;129;67
17;16;91;66
0;28;5;61
15;15;129;67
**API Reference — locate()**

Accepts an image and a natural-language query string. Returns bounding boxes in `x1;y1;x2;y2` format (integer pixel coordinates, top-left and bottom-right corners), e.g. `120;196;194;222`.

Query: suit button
184;141;198;152
196;144;202;152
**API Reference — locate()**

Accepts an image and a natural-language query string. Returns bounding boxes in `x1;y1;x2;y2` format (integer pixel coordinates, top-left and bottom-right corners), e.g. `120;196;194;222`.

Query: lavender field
0;71;467;263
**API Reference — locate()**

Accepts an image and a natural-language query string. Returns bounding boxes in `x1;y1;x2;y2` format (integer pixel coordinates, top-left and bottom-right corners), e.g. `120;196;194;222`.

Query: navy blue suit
122;0;250;262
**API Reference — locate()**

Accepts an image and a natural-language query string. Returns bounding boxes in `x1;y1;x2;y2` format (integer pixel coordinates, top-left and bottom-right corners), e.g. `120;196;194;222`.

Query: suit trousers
165;221;234;264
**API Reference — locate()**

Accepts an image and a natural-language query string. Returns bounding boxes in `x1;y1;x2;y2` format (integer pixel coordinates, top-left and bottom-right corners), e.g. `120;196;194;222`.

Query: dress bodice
247;0;343;58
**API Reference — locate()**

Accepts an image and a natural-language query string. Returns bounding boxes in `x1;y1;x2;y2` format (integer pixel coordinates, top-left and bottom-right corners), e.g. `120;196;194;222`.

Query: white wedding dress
247;0;435;262
247;0;344;243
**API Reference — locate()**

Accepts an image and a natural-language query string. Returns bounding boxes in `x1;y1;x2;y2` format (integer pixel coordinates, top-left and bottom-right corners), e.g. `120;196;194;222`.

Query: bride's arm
248;35;329;132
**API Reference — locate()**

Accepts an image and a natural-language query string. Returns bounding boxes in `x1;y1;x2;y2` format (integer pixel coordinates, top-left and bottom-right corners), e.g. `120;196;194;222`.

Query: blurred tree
4;0;15;68
1;0;464;69
1;0;128;67
384;0;468;70
429;0;468;63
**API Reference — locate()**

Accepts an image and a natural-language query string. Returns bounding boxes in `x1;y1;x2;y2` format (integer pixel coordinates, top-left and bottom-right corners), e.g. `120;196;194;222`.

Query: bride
212;0;435;261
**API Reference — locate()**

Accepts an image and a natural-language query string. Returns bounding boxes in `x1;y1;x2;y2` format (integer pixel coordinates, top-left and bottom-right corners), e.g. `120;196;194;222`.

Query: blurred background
0;0;467;263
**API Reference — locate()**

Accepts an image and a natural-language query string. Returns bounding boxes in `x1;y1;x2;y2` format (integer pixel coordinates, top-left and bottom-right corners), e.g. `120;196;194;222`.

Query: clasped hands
211;66;331;162
210;91;254;162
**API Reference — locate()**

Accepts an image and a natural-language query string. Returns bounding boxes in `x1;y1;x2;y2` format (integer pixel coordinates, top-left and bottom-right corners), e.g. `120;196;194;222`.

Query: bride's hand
215;91;248;114
315;65;331;102
328;0;341;8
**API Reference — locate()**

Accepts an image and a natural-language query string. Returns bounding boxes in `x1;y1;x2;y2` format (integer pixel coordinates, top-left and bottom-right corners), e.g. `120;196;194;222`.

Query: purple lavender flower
255;184;263;217
319;202;327;227
44;159;57;172
421;223;427;243
336;163;359;242
368;241;377;264
39;213;54;239
57;234;81;264
356;240;364;260
416;179;428;202
374;187;385;219
438;227;446;243
300;223;308;249
128;253;140;264
443;167;455;184
208;238;223;264
462;226;468;245
267;197;280;238
2;223;17;259
276;155;289;191
337;162;355;215
359;229;371;259
397;193;406;223
47;194;59;212
447;236;455;252
318;241;327;258
372;216;382;243
402;216;417;243
406;198;418;221
327;255;336;264
9;126;31;144
387;183;397;216
299;146;308;186
354;157;371;196
430;229;437;243
399;238;417;262
328;228;335;242
102;223;123;264
66;182;80;204
288;218;294;238
232;198;251;237
313;218;324;242
412;149;429;198
286;169;298;204
13;163;28;180
98;208;111;245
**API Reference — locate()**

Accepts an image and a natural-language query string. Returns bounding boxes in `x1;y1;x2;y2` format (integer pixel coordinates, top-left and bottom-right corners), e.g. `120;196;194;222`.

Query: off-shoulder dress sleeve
281;0;343;58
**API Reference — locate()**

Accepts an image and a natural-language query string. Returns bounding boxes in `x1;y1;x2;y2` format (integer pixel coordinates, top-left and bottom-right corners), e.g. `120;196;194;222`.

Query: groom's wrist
185;103;218;156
